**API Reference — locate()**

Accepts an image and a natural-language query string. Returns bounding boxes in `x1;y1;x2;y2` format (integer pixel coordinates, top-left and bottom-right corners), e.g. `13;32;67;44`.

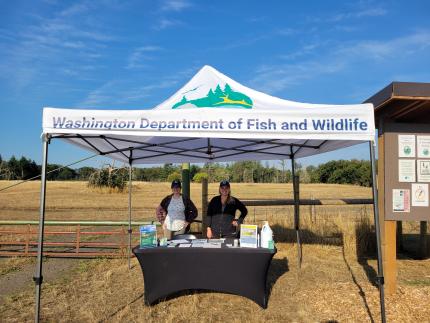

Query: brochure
240;224;258;248
139;225;157;248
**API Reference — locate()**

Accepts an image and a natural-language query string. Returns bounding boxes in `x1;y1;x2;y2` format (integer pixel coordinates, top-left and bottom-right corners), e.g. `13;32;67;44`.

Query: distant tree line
0;154;372;187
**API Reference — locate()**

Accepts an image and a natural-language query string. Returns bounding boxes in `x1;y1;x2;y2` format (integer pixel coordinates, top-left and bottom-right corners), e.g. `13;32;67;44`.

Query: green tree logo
172;83;253;109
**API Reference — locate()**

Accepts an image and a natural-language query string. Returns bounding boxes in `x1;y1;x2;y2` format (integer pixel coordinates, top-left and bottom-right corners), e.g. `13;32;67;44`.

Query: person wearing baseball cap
205;180;247;239
156;179;198;239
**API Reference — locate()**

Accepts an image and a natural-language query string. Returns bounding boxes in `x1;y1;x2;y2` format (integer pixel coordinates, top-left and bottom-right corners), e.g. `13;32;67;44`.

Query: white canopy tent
35;65;385;322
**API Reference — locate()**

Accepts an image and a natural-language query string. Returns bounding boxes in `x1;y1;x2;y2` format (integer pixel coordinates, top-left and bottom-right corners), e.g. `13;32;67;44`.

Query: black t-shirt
206;195;248;238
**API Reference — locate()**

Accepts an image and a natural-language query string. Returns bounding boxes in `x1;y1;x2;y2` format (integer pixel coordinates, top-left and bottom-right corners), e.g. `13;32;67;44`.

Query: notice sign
398;135;416;157
393;189;410;212
417;136;430;158
240;224;258;248
417;160;430;182
412;184;429;207
399;159;416;182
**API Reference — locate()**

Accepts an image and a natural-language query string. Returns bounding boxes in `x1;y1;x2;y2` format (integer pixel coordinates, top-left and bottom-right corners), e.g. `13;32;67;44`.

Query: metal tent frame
34;134;386;323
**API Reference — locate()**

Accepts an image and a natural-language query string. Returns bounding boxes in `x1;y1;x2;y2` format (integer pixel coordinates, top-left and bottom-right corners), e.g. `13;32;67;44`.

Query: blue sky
1;0;429;169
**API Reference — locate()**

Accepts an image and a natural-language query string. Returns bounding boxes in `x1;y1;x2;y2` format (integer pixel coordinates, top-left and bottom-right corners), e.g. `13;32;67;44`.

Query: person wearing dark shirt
206;180;248;238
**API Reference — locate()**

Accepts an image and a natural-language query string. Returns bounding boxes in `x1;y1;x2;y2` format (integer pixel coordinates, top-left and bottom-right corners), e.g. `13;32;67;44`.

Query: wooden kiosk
366;82;430;294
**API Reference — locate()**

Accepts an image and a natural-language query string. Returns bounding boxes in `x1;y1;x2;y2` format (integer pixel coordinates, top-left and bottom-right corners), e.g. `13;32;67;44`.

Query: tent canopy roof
43;65;375;164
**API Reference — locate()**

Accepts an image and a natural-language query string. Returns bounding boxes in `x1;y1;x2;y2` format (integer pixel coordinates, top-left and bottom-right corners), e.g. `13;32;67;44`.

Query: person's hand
207;227;213;239
232;220;239;227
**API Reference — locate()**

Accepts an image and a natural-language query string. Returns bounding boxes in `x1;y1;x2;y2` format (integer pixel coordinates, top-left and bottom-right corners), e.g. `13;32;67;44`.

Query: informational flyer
393;189;410;212
417;160;430;182
399;159;416;182
411;183;429;207
239;224;258;248
139;225;157;248
417;136;430;158
398;135;416;157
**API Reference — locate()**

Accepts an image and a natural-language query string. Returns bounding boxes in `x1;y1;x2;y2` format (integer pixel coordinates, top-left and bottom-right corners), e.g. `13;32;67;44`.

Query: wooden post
201;178;208;237
396;221;403;252
419;221;428;259
378;130;397;294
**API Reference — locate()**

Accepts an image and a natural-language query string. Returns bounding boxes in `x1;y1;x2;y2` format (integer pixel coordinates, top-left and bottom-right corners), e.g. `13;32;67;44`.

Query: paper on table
178;243;191;247
169;239;189;244
203;242;222;248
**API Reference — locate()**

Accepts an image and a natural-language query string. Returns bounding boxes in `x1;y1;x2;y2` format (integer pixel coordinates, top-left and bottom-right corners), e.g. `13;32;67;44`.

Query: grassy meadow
0;181;429;322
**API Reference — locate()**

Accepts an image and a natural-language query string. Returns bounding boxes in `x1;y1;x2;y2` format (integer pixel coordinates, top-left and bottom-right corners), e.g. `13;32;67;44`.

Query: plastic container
260;221;273;249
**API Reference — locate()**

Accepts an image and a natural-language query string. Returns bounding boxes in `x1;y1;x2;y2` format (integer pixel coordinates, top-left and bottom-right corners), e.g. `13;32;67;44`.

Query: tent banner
43;105;375;141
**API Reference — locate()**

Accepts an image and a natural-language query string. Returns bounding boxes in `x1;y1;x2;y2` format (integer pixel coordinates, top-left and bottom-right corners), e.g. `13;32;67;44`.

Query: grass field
0;181;429;322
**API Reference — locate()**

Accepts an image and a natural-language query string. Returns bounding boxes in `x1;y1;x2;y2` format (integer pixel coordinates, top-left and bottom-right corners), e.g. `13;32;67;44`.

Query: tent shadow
266;257;289;298
271;224;343;246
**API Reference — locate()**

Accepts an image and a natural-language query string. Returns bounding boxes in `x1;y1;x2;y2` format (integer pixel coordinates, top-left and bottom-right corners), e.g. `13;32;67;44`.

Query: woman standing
156;179;198;239
206;180;247;239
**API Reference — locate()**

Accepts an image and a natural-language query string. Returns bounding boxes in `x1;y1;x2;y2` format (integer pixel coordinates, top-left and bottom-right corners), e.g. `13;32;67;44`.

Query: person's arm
156;196;169;223
235;197;248;224
184;197;198;223
205;199;214;238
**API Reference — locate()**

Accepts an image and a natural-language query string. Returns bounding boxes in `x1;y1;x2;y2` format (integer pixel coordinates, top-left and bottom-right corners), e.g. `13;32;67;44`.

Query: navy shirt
206;195;248;238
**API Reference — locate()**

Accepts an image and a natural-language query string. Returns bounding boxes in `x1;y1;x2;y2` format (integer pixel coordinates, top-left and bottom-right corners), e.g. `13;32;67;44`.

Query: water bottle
261;221;273;249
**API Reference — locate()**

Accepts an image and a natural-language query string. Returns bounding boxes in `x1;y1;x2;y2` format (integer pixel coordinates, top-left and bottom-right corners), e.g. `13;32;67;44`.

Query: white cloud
161;0;192;12
79;79;179;107
335;30;430;60
249;30;430;94
153;18;182;30
126;46;163;70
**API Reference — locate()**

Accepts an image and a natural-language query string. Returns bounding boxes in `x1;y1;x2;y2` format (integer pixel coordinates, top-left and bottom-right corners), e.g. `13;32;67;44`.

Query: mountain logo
172;83;253;109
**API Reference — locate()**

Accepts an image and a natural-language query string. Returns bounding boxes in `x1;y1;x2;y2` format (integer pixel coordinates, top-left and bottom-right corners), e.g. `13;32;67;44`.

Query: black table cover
132;242;276;308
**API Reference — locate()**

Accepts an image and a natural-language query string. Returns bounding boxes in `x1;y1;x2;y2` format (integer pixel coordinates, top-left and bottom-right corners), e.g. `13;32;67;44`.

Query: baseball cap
219;180;230;187
171;179;182;188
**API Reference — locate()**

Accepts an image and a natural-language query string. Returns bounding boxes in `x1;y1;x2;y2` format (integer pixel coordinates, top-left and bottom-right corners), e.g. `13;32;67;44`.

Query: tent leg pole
291;155;302;269
128;162;133;269
369;141;386;323
34;134;49;323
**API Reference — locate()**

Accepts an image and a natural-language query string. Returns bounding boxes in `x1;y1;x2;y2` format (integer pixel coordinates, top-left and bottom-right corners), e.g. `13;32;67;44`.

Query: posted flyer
399;159;416;182
393;189;410;212
417;136;430;158
398;135;415;157
417;160;430;182
411;183;429;207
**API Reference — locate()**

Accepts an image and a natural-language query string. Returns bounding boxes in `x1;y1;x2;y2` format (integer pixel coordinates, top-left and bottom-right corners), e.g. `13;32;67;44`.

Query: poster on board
417;136;430;158
411;183;429;207
393;189;410;212
399;159;416;182
398;135;416;157
417;160;430;182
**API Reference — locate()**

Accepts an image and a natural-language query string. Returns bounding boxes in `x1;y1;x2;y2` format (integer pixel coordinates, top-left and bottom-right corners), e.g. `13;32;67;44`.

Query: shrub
88;165;128;192
193;172;208;183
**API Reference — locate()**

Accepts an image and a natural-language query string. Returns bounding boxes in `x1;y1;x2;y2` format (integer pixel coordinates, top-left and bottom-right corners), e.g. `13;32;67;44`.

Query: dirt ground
0;243;429;322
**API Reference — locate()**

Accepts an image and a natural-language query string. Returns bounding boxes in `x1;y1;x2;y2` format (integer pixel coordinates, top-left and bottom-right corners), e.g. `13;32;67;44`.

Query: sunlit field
0;181;429;322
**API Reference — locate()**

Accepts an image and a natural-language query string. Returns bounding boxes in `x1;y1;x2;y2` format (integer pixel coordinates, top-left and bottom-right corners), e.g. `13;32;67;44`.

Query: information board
384;123;430;221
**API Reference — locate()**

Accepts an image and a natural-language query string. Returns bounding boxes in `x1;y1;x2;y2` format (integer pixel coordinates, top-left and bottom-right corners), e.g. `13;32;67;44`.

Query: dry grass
0;243;429;322
0;181;429;322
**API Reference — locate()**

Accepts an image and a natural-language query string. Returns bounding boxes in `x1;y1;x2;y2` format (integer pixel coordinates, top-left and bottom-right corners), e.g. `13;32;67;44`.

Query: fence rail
0;198;372;258
0;221;157;258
